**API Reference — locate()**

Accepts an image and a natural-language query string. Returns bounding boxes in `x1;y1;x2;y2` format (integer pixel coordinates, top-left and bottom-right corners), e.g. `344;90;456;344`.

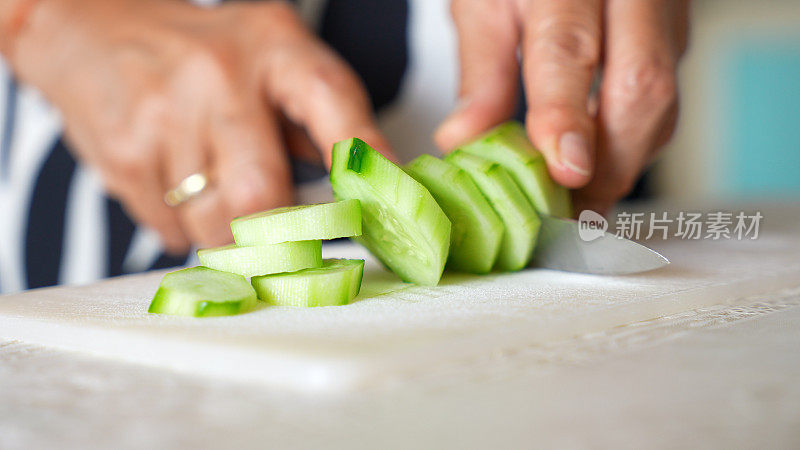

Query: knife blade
531;214;669;275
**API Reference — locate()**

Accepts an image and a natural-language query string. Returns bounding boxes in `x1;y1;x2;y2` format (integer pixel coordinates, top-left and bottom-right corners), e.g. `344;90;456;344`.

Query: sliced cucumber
330;138;451;286
251;259;364;307
405;154;503;274
148;266;258;317
197;240;322;278
445;150;541;271
231;200;362;246
459;121;573;218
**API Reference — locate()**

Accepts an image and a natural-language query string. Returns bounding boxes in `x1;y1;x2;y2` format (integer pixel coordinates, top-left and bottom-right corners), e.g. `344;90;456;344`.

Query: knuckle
611;59;677;106
173;43;235;91
535;20;600;68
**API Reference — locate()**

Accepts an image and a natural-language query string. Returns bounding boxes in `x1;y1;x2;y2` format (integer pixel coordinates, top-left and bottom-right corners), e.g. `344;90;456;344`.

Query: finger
163;105;233;248
73;108;192;254
434;0;521;151
280;114;325;166
210;99;294;221
521;0;602;188
263;39;397;166
174;186;232;248
102;146;190;254
165;156;232;249
573;0;685;214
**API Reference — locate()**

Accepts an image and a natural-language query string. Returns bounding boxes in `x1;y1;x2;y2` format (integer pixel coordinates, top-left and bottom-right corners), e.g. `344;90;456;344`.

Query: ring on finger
164;172;209;207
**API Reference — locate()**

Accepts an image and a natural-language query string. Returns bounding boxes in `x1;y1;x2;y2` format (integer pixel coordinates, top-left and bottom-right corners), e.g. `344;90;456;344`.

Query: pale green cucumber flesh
446;150;541;272
405;154;503;274
231;200;362;246
251;259;364;307
148;266;258;317
197;240;322;277
460;121;573;218
330;138;451;286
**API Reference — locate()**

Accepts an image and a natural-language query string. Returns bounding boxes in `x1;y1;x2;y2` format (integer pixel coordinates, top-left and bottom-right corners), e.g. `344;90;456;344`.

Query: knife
531;214;669;275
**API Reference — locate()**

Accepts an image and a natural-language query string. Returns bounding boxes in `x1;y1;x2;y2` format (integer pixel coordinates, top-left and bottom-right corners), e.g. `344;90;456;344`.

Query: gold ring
164;172;208;207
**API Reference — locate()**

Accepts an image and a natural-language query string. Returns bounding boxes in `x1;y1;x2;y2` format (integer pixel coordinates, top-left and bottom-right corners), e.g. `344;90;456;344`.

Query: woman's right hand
9;0;393;253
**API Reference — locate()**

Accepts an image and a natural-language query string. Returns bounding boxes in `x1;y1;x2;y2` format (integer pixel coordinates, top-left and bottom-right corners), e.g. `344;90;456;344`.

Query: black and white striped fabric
0;0;463;294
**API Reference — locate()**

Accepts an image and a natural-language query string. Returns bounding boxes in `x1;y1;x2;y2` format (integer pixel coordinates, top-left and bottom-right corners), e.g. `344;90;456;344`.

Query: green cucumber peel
251;259;364;307
405;154;503;274
197;240;322;278
148;266;259;317
459;121;573;218
231;200;362;246
330;138;451;286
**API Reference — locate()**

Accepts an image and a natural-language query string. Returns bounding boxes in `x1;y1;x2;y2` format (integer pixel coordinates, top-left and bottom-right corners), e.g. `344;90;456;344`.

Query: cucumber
231;200;362;246
459;121;573;218
445;150;541;271
251;259;364;307
148;266;259;317
197;240;322;278
330;138;451;286
405;154;503;274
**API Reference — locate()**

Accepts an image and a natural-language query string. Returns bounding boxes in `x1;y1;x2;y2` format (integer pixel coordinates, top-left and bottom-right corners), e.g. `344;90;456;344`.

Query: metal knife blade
531;214;669;275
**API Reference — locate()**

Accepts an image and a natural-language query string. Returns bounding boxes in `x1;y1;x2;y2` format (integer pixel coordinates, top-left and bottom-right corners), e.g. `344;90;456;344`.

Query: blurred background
655;0;800;202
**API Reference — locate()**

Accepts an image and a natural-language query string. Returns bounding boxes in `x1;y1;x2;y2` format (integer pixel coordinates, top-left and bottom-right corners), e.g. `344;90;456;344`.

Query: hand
436;0;689;215
10;0;393;252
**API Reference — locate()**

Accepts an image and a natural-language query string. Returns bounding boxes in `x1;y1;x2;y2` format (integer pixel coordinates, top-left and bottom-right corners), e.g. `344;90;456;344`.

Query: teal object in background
723;40;800;197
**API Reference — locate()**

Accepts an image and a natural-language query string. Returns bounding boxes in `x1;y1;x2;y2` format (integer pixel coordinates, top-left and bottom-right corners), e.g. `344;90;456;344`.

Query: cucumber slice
148;266;258;317
251;259;364;307
197;240;322;278
405;154;503;274
459;121;573;218
445;150;541;272
330;138;451;286
231;200;362;246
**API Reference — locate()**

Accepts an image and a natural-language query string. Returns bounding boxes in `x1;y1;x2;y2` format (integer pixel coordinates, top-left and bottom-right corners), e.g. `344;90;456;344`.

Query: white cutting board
2;210;800;392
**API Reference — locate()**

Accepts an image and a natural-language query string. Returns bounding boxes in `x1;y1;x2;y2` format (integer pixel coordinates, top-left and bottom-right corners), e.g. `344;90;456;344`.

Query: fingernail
558;132;591;177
